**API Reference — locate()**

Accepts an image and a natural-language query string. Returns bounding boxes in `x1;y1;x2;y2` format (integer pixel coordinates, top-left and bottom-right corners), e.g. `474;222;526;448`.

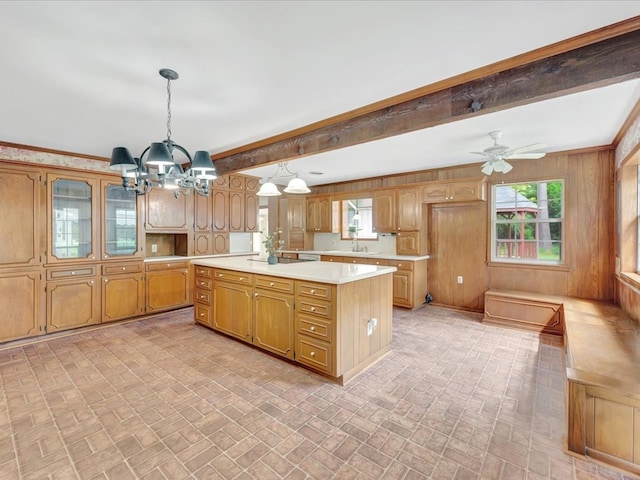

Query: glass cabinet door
103;184;138;258
50;177;96;261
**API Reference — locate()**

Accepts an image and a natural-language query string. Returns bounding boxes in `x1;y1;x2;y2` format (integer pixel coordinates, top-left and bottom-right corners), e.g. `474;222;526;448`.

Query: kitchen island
191;256;396;384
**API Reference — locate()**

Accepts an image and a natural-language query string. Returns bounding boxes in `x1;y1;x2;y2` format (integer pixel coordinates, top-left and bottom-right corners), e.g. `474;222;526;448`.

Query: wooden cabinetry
228;175;259;233
388;259;427;309
0;269;43;343
47;173;99;264
101;262;145;322
253;275;295;359
372;190;396;233
228;189;245;232
145;260;191;313
101;180;142;261
295;280;335;375
244;191;259;232
277;196;306;250
307;195;336;233
373;187;425;255
46;265;100;332
211;268;253;342
211;188;230;233
144;187;192;231
422;177;486;203
194;265;213;327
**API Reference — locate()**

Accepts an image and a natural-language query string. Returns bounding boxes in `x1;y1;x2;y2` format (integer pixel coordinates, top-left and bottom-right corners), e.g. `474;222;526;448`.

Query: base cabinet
102;262;145;322
253;287;294;359
212;271;253;342
46;267;100;333
0;269;43;343
145;261;191;313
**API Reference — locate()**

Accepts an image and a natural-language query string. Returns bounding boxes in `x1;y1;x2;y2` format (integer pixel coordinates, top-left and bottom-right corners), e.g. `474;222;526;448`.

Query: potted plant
262;231;283;264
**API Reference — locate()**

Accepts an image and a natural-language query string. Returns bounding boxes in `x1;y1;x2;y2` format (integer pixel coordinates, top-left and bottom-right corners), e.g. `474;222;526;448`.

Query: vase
267;254;277;265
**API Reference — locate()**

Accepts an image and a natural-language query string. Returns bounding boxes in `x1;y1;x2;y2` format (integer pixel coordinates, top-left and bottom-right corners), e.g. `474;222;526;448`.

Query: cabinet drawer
254;275;294;294
296;281;332;301
320;255;344;263
343;257;368;264
296;316;332;342
296;334;332;374
195;289;211;305
102;262;143;275
146;260;189;271
47;266;96;280
213;269;252;285
297;299;331;319
195;277;213;289
194;304;211;325
194;266;213;278
367;258;389;266
388;260;413;271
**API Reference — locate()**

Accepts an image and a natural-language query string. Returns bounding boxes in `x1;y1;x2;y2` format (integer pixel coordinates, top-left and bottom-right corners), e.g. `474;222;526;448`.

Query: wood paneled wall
313;148;615;309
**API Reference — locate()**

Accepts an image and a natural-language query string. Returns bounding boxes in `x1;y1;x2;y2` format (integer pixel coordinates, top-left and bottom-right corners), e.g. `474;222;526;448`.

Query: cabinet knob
239;277;244;281
310;289;316;294
90;280;94;285
254;293;259;298
104;279;108;283
310;351;316;357
71;271;76;275
122;267;126;271
310;326;316;331
104;255;108;259
199;312;205;317
270;282;274;287
218;274;223;277
310;307;316;312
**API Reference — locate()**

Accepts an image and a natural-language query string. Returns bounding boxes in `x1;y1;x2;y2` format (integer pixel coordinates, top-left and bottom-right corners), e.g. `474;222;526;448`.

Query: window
492;180;564;264
340;198;377;240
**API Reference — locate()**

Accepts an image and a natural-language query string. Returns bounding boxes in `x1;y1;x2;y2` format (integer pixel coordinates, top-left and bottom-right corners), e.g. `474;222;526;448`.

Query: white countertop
191;255;396;285
145;252;257;262
280;250;430;261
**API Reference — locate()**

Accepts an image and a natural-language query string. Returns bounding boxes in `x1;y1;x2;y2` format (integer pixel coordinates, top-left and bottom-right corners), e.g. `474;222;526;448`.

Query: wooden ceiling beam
212;18;640;175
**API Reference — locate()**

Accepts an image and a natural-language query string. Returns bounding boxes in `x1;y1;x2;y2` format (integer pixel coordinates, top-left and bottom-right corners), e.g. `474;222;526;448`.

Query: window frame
490;179;565;266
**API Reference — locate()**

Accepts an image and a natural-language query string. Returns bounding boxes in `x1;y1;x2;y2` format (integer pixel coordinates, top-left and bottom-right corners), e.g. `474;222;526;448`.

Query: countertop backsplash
313;232;396;254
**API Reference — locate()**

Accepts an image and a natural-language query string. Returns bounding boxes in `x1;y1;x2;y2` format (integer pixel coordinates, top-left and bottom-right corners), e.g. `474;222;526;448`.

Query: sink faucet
351;236;359;252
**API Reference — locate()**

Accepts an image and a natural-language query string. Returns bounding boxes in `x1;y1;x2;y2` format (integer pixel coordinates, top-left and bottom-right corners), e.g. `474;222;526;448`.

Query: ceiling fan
471;131;546;175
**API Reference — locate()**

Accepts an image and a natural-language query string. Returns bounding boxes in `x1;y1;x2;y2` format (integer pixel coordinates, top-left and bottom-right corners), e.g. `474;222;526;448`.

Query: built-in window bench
484;289;640;477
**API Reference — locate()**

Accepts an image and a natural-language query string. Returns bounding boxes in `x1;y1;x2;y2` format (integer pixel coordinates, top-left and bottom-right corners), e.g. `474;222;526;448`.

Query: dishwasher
297;253;322;261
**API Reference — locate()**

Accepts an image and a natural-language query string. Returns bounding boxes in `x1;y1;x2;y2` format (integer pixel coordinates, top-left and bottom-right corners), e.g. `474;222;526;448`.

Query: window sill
487;261;570;272
619;271;640;292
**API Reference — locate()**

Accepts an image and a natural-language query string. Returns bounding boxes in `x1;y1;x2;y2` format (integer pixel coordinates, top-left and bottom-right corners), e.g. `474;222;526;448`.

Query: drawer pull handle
199;312;205;317
270;282;275;287
310;307;316;312
71;271;76;275
218;274;223;277
122;267;126;271
310;326;316;331
239;277;244;281
310;289;316;294
310;351;316;357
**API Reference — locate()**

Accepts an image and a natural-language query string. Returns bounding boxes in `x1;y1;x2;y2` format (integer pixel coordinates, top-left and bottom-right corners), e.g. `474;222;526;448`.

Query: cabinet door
288;197;306;232
194;233;213;256
211;189;230;232
396;231;421;256
212;282;252;342
392;271;413;308
47;276;100;332
212;233;230;254
244;192;259;232
146;268;190;313
244;176;260;192
449;179;486;202
102;181;141;260
396;188;421;231
253;289;294;359
194;194;212;232
102;273;145;322
228;190;245;232
0;269;43;342
317;196;334;232
145;187;191;231
0;167;42;268
229;175;246;191
373;190;395;233
48;174;99;264
422;183;449;203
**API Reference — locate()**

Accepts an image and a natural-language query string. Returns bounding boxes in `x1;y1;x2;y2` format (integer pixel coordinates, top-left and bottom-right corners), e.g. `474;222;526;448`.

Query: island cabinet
192;258;395;384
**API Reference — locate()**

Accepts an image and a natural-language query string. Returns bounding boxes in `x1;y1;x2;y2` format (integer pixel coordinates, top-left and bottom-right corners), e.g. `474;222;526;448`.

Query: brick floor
0;306;637;480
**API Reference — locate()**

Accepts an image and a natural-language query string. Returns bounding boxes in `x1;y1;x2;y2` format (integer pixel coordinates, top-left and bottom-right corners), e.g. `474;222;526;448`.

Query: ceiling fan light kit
109;68;217;197
472;130;546;176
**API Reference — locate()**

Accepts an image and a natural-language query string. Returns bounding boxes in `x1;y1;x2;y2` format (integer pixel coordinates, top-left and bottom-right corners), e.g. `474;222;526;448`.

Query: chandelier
109;68;217;197
256;162;310;196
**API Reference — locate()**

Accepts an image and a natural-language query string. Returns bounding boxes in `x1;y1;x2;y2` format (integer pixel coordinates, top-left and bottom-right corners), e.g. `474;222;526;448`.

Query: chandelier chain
166;77;172;142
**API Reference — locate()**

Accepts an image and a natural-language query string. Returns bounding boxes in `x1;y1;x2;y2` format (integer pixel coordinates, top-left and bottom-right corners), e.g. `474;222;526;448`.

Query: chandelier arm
171;143;193;164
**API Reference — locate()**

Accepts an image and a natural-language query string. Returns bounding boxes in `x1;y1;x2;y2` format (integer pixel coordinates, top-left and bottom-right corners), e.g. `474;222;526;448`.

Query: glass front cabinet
47;174;99;265
101;180;142;260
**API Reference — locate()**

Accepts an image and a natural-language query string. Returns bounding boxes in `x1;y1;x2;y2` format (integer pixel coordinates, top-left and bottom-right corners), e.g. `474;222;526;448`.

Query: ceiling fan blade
470;151;489;156
503;143;546;155
508;152;546;160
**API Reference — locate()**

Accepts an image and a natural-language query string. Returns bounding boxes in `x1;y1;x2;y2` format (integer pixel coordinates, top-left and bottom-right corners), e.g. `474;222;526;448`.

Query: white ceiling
1;1;639;186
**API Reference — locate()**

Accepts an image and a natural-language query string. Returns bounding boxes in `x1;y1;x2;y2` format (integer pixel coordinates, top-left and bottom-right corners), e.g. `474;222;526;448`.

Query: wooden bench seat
483;289;640;476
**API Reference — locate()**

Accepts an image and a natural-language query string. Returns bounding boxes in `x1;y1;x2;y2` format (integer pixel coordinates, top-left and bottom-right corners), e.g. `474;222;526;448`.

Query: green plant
262;231;284;256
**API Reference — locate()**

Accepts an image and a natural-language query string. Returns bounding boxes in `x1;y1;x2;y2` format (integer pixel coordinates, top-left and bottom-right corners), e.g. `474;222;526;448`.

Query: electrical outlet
151;244;158;253
457;276;463;284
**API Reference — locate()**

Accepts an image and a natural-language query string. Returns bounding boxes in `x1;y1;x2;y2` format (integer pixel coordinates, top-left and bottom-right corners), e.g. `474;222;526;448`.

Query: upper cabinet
101;180;142;260
422;177;487;203
47;173;99;265
373;187;426;256
307;195;337;233
144;187;192;232
372;190;396;233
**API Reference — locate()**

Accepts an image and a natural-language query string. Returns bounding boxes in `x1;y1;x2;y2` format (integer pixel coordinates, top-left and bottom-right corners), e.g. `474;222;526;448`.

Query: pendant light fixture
109;68;217;196
256;162;311;196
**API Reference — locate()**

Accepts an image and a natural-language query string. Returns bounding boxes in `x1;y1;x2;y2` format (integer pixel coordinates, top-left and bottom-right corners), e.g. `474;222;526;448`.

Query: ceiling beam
212;18;640;175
